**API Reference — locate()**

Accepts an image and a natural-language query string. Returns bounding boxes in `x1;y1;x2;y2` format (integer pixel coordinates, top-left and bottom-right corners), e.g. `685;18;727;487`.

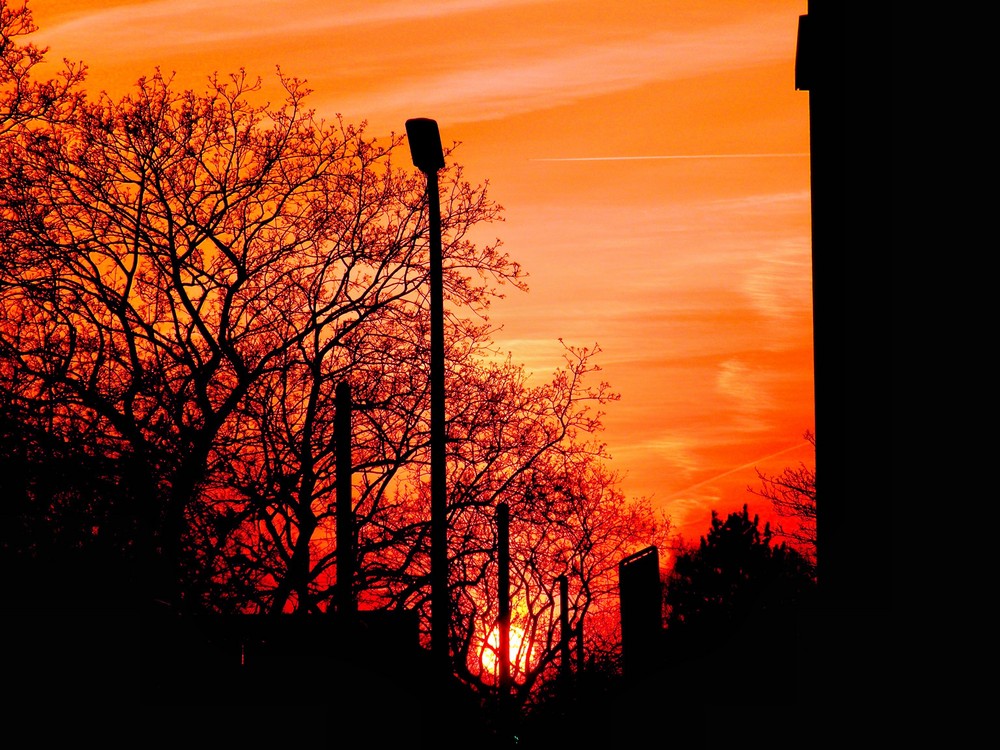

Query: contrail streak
530;153;809;162
664;441;811;501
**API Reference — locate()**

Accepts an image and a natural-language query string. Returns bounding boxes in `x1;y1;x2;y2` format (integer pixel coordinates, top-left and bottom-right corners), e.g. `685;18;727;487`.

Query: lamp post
405;118;449;676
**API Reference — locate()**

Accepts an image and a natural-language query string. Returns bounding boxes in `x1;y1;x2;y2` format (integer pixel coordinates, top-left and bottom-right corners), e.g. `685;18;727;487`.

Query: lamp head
405;118;445;174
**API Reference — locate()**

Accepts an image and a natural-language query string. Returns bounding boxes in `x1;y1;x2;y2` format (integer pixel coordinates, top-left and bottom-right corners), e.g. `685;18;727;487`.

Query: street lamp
405;118;449;676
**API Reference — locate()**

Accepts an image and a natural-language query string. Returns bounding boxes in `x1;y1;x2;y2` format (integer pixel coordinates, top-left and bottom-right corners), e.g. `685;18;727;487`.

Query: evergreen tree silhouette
664;504;816;644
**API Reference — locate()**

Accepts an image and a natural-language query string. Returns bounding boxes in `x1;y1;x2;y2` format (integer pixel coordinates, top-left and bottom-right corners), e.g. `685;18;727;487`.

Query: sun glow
479;624;536;680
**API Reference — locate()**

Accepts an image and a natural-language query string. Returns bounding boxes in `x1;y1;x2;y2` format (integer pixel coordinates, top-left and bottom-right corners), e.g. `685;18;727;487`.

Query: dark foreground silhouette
3;2;896;745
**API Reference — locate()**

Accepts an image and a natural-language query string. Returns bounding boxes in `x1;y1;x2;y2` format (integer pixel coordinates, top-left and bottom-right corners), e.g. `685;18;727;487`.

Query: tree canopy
664;503;816;639
0;0;667;711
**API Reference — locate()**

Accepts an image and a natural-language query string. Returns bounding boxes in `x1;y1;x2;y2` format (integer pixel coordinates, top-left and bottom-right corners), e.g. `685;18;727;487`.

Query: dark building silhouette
797;1;893;612
618;546;662;682
794;0;897;739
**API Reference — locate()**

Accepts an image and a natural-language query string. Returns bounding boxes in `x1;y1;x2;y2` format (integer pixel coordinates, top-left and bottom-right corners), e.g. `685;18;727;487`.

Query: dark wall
802;0;895;614
801;0;898;738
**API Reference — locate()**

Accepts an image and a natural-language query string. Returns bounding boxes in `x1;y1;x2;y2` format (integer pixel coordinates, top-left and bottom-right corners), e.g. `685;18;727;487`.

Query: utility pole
497;502;511;732
335;380;355;621
558;574;570;686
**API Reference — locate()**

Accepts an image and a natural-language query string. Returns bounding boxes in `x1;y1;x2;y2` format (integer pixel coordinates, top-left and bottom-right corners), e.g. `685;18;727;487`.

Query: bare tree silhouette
748;430;817;568
1;5;667;721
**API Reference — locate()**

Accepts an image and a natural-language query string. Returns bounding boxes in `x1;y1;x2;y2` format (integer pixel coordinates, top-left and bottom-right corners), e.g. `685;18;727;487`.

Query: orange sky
30;0;814;548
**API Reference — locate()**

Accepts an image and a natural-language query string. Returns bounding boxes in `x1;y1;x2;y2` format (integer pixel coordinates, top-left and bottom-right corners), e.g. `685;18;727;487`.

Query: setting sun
479;624;536;680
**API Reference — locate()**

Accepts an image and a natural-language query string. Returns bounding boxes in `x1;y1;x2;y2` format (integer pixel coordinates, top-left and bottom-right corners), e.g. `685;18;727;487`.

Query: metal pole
336;380;355;620
497;501;511;739
498;502;511;693
427;165;448;675
558;574;570;684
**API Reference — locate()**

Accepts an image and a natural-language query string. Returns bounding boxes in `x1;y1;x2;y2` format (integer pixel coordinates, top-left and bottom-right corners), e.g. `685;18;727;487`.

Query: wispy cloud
39;2;796;128
324;12;795;125
530;154;808;162
663;439;809;502
40;0;549;49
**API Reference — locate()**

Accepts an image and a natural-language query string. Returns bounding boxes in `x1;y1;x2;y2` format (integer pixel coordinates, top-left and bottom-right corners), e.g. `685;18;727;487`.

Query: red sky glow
31;0;815;549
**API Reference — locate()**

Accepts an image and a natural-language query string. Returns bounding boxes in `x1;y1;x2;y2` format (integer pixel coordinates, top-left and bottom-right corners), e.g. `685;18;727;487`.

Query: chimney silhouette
618;546;661;682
